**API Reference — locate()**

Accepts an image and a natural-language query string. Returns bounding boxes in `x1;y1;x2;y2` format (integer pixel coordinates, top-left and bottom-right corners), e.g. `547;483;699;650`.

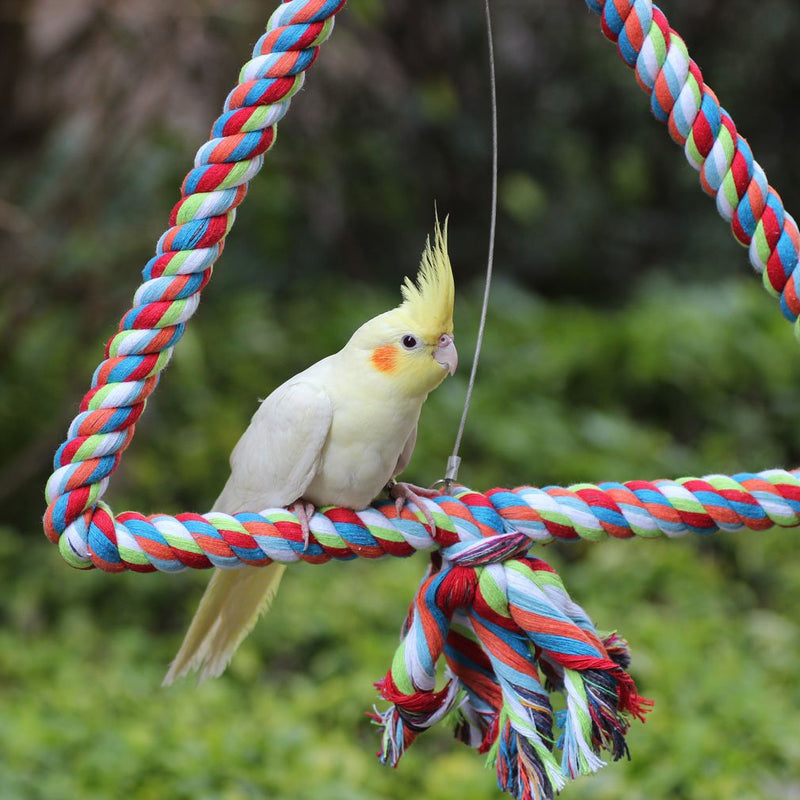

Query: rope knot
443;530;531;567
373;549;651;800
431;488;531;567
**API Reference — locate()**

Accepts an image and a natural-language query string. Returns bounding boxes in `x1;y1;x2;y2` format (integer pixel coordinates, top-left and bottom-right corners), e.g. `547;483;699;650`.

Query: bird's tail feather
162;562;286;685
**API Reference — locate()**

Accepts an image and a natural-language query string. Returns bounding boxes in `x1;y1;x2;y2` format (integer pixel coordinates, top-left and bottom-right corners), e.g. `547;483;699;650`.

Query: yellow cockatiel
164;220;457;684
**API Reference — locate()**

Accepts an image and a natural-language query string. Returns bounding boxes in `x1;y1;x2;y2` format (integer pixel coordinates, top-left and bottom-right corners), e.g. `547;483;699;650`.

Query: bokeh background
3;0;800;798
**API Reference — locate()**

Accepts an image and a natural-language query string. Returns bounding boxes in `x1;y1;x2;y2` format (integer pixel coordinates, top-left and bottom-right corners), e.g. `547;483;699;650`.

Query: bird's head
348;218;457;396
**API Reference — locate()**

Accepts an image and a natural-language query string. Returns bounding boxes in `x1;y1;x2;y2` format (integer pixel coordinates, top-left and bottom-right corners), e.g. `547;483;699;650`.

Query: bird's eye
401;334;418;349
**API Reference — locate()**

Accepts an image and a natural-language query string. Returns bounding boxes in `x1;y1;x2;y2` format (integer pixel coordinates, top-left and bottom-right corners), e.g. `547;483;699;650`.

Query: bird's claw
290;500;316;550
388;481;441;532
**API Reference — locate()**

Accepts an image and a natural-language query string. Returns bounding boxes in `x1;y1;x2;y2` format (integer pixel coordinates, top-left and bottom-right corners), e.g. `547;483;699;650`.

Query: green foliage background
3;1;800;798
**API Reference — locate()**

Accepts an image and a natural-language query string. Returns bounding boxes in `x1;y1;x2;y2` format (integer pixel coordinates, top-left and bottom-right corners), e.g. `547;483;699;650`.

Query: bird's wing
163;380;333;685
214;379;334;513
392;423;417;479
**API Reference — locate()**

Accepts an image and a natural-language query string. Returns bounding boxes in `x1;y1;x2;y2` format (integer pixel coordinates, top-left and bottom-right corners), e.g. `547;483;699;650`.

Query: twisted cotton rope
49;469;800;572
586;0;800;327
43;0;346;552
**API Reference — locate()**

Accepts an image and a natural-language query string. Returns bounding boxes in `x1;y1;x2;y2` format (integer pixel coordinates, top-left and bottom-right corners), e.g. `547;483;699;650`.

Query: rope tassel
374;552;650;800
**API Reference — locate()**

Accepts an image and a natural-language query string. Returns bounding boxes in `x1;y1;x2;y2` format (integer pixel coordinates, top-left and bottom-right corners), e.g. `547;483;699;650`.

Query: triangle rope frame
42;0;800;574
41;1;800;798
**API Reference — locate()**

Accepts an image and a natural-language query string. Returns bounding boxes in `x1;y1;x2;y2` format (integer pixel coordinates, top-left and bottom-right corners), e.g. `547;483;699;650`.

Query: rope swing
42;1;800;798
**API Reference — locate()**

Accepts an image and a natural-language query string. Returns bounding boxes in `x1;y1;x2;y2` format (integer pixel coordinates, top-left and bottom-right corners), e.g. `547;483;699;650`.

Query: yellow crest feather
400;215;455;335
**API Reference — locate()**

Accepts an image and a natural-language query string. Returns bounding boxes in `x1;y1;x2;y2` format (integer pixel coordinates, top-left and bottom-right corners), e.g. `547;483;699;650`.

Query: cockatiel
164;219;457;684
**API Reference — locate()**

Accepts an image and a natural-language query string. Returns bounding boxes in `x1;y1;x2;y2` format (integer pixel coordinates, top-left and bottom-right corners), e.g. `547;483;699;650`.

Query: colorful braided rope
43;0;347;559
41;2;800;798
45;470;800;573
586;0;800;328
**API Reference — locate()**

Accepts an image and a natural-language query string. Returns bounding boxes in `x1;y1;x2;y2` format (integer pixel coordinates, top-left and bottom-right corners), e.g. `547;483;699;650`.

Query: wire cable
443;0;499;492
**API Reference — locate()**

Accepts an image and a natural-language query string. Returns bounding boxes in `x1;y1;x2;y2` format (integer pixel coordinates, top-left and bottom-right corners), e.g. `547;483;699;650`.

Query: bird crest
399;216;455;336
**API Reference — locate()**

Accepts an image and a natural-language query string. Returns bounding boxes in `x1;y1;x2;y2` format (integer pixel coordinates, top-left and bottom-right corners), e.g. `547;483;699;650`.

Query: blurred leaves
4;0;800;798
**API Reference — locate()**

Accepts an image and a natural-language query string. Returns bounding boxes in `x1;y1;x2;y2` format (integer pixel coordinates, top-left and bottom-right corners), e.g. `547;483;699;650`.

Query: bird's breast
303;394;421;509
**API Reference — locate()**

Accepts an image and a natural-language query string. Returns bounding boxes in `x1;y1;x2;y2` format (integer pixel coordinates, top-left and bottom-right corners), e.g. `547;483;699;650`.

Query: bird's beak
433;333;458;375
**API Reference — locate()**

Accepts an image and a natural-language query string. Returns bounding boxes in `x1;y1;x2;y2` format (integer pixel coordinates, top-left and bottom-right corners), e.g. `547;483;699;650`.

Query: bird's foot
388;481;442;532
290;500;316;550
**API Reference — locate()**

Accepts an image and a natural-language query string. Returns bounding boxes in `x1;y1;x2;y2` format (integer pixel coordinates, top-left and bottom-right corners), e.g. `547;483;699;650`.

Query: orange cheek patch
371;344;398;373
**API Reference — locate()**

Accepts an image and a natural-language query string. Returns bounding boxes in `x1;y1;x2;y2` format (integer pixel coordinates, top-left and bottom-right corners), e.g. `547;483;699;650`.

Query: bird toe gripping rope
43;1;800;798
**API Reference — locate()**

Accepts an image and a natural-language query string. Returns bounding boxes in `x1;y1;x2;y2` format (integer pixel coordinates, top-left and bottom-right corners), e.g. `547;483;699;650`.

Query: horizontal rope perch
50;469;800;572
